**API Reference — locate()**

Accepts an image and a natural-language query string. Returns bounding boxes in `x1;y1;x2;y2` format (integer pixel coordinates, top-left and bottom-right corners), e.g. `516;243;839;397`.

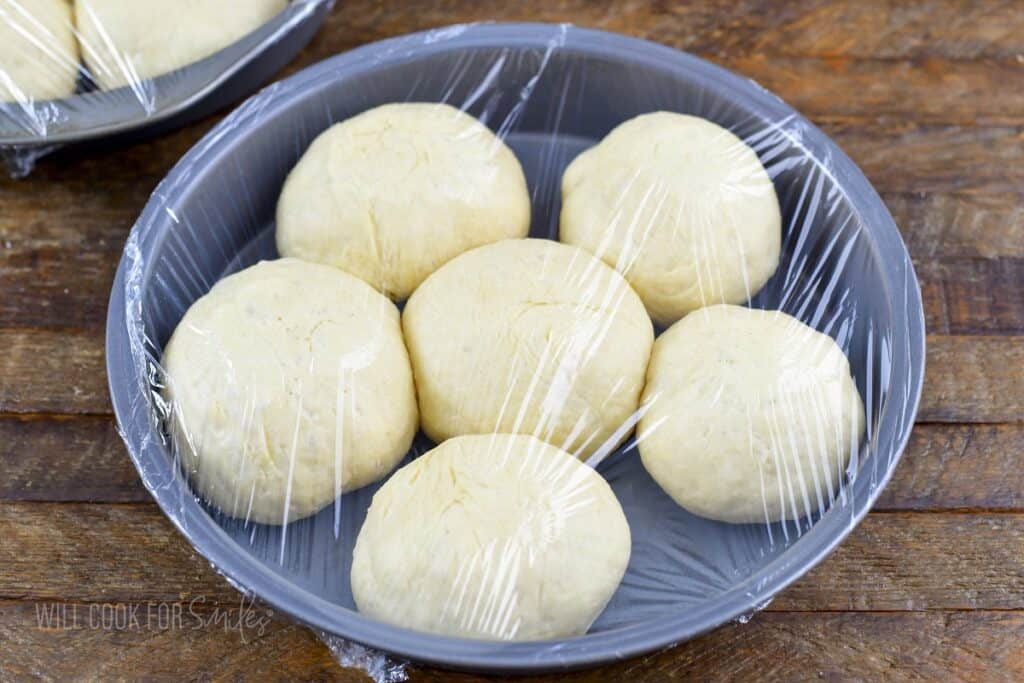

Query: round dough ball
162;258;418;525
638;305;865;524
403;239;653;458
0;0;79;102
561;112;782;326
75;0;286;89
351;434;631;640
276;103;530;301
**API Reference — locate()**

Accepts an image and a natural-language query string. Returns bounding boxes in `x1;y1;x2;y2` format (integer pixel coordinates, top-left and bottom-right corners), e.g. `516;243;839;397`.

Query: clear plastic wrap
0;0;332;177
106;23;926;677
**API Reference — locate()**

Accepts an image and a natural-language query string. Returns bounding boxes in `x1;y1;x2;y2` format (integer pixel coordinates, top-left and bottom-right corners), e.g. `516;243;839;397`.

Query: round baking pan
106;23;925;673
0;0;332;164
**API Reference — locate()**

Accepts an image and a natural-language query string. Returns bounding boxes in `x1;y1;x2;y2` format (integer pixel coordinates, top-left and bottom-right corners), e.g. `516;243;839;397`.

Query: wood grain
416;612;1024;682
3;603;1023;682
739;2;1024;61
5;251;1021;336
771;513;1024;611
4;330;1019;422
917;258;1024;335
879;423;1024;511
0;600;353;683
2;503;1021;612
890;192;1024;260
723;55;1024;125
920;335;1024;423
4;108;1023;335
5;248;1024;334
0;329;109;415
0;503;232;605
0;248;119;331
311;3;1024;125
319;0;1024;61
0;415;147;503
825;124;1024;196
5;417;1023;512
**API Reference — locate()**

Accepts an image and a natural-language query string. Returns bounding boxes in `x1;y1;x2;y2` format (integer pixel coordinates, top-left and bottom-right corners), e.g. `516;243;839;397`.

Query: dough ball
561;112;782;326
638;305;865;524
351;434;631;640
162;258;417;525
0;0;79;102
276;103;530;301
403;239;653;458
75;0;286;89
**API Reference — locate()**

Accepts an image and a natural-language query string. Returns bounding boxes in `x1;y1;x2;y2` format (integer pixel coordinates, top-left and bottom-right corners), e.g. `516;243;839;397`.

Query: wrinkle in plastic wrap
110;23;925;676
0;0;332;177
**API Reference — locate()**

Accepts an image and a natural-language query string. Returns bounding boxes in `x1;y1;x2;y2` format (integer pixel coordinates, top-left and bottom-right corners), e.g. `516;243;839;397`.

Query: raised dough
638;305;865;523
403;238;653;458
276;103;530;300
351;434;631;640
0;0;79;102
75;0;286;89
162;258;417;525
561;112;781;326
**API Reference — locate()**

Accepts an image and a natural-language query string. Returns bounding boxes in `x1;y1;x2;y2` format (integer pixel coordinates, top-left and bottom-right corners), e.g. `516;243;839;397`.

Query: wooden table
2;1;1022;680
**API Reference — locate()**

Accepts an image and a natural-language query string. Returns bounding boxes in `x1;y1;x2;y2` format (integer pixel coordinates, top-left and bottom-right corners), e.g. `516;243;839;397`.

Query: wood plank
7;250;1024;335
5;415;1022;512
0;180;140;227
745;2;1024;61
917;258;1024;335
1;503;1021;611
5;252;1024;335
0;329;109;415
2;331;1020;422
920;335;1024;423
0;600;354;682
824;124;1024;195
0;247;119;331
889;192;1024;260
723;55;1024;126
319;0;1024;61
427;612;1024;681
312;15;1024;125
2;603;1022;682
0;416;146;503
12;190;1017;272
5;110;1022;333
0;123;211;331
0;503;235;605
0;122;1020;337
770;513;1024;611
0;185;130;329
3;195;1024;333
879;423;1024;512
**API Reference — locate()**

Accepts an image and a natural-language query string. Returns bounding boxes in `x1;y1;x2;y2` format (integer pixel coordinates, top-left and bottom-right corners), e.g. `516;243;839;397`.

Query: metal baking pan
0;0;332;172
105;23;926;673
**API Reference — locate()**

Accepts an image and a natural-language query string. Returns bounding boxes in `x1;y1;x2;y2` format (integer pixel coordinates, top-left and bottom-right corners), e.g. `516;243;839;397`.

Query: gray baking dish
105;23;926;674
0;0;332;175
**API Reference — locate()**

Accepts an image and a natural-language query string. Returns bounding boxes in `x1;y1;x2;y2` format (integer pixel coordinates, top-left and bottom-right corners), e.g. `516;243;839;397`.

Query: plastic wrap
106;23;925;676
0;0;332;177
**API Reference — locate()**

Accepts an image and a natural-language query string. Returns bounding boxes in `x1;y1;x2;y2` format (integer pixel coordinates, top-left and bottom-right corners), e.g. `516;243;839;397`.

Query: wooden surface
1;1;1022;680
